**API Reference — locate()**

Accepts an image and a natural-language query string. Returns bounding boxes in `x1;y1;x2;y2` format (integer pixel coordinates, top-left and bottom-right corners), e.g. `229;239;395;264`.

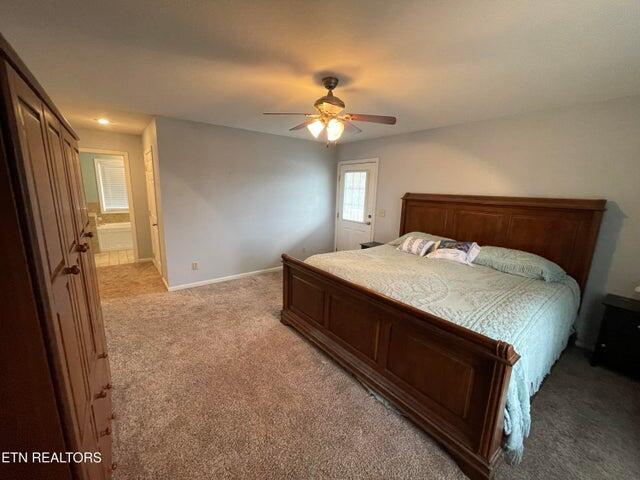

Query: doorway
79;148;138;267
335;159;378;251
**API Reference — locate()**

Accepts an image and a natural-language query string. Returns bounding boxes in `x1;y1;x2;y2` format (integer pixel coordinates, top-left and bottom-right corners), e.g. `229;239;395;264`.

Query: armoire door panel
79;408;105;480
61;132;87;236
71;252;100;375
51;271;92;446
13;93;65;278
62;127;109;360
44;111;76;253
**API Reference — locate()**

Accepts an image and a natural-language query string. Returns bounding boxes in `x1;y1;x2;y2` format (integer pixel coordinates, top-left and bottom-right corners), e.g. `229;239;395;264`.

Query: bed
280;193;605;479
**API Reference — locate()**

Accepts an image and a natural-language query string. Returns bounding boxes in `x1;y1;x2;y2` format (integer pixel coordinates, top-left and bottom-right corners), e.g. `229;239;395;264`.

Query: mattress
305;244;580;462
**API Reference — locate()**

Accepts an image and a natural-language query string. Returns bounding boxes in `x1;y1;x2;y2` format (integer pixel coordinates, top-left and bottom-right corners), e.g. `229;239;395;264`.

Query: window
342;170;367;222
94;156;129;212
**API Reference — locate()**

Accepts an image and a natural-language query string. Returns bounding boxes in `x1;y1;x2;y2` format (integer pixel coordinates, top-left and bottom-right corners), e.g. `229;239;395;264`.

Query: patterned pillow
427;240;481;265
388;231;453;247
473;246;566;282
397;236;435;257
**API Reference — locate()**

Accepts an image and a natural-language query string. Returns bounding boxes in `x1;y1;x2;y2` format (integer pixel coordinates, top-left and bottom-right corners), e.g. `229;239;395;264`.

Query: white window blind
95;157;129;212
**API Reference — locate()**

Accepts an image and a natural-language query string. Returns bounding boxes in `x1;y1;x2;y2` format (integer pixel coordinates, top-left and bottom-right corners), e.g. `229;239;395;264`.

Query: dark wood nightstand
591;294;640;377
360;241;384;249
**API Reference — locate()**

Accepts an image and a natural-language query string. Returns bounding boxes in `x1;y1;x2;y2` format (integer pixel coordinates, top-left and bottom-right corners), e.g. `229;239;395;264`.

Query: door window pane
342;171;367;222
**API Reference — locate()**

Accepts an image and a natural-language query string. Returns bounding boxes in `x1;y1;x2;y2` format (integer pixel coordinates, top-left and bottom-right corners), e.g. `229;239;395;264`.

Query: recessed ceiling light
97;118;110;125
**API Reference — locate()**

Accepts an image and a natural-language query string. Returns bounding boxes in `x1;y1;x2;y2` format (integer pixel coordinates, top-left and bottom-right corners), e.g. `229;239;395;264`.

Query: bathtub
97;222;133;251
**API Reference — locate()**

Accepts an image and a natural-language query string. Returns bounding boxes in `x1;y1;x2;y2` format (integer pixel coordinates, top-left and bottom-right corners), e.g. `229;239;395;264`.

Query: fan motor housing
321;76;339;90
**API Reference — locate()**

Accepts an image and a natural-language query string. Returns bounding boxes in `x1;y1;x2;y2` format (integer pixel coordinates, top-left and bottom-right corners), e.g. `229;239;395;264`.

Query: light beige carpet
98;263;640;479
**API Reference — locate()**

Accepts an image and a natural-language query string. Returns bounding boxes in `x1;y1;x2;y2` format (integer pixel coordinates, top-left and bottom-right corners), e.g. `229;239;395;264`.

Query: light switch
378;209;386;218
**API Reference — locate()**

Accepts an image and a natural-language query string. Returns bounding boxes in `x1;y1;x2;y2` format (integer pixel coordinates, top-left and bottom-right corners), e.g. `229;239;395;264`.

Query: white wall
336;95;640;348
153;116;336;287
76;128;152;259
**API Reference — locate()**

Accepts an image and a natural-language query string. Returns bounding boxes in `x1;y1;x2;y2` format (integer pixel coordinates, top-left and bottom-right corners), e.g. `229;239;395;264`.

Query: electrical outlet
191;261;198;271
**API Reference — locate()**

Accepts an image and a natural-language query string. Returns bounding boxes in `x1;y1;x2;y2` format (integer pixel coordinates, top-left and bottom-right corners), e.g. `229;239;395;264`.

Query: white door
335;160;378;251
144;147;162;273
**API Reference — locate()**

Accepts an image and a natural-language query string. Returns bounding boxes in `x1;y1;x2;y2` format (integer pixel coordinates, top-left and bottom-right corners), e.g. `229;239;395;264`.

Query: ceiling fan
263;76;396;143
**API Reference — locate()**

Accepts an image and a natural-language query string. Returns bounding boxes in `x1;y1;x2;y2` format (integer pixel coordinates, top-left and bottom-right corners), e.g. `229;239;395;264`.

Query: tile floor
94;249;135;267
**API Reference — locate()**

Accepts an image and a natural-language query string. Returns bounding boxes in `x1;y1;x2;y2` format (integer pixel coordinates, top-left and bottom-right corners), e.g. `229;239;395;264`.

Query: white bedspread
305;245;580;462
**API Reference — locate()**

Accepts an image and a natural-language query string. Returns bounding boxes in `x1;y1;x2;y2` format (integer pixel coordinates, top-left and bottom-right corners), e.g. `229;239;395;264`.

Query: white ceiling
2;0;639;141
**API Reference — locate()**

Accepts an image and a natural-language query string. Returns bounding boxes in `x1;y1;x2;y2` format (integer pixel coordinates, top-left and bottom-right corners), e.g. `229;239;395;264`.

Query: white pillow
397;236;435;257
427;241;481;265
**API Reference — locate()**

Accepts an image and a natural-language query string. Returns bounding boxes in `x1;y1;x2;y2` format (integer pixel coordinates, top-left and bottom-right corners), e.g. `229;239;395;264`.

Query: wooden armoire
0;34;114;479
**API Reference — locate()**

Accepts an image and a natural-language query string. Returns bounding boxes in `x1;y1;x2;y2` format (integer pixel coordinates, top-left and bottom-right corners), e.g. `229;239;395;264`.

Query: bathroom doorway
79;148;138;267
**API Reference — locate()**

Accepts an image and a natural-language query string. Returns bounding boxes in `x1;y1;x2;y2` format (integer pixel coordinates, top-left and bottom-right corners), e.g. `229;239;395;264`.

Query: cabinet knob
63;265;80;275
76;243;89;252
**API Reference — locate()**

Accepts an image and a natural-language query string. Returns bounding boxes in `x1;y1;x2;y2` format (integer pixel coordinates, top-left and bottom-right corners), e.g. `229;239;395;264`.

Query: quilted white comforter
305;244;580;462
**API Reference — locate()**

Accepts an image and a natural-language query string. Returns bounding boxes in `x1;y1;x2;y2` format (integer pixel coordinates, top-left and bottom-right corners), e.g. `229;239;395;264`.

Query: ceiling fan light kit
264;76;396;144
326;118;344;142
307;119;325;138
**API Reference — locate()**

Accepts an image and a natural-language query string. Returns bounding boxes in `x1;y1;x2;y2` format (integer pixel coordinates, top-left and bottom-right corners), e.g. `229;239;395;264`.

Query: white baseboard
166;266;282;292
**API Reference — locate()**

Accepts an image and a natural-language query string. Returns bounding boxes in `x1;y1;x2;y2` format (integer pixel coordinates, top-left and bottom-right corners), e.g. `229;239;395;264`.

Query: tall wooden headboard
400;193;606;291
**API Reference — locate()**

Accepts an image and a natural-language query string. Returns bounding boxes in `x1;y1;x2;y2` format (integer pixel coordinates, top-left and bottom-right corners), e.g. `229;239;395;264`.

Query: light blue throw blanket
305;245;579;462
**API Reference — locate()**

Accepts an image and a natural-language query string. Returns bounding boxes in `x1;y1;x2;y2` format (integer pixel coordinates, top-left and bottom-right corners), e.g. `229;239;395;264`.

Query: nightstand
360;241;383;249
591;294;640;377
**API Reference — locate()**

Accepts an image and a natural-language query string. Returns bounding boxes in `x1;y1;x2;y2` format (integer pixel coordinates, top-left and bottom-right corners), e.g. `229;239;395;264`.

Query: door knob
365;221;371;225
63;265;80;275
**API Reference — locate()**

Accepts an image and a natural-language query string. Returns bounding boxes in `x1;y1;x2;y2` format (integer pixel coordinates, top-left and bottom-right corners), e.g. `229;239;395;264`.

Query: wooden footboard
281;254;520;480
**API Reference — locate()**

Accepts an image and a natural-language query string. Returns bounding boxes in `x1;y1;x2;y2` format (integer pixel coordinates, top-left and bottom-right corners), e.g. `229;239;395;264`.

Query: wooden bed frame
281;193;605;479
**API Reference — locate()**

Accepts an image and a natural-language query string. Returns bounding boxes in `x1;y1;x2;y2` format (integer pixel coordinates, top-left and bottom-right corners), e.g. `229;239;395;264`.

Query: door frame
144;146;163;276
79;147;139;261
334;158;379;251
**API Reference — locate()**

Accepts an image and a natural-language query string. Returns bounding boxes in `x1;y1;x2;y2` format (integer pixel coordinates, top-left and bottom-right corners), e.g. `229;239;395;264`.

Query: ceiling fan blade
289;119;317;131
343;121;362;136
263;112;314;116
347;113;396;125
